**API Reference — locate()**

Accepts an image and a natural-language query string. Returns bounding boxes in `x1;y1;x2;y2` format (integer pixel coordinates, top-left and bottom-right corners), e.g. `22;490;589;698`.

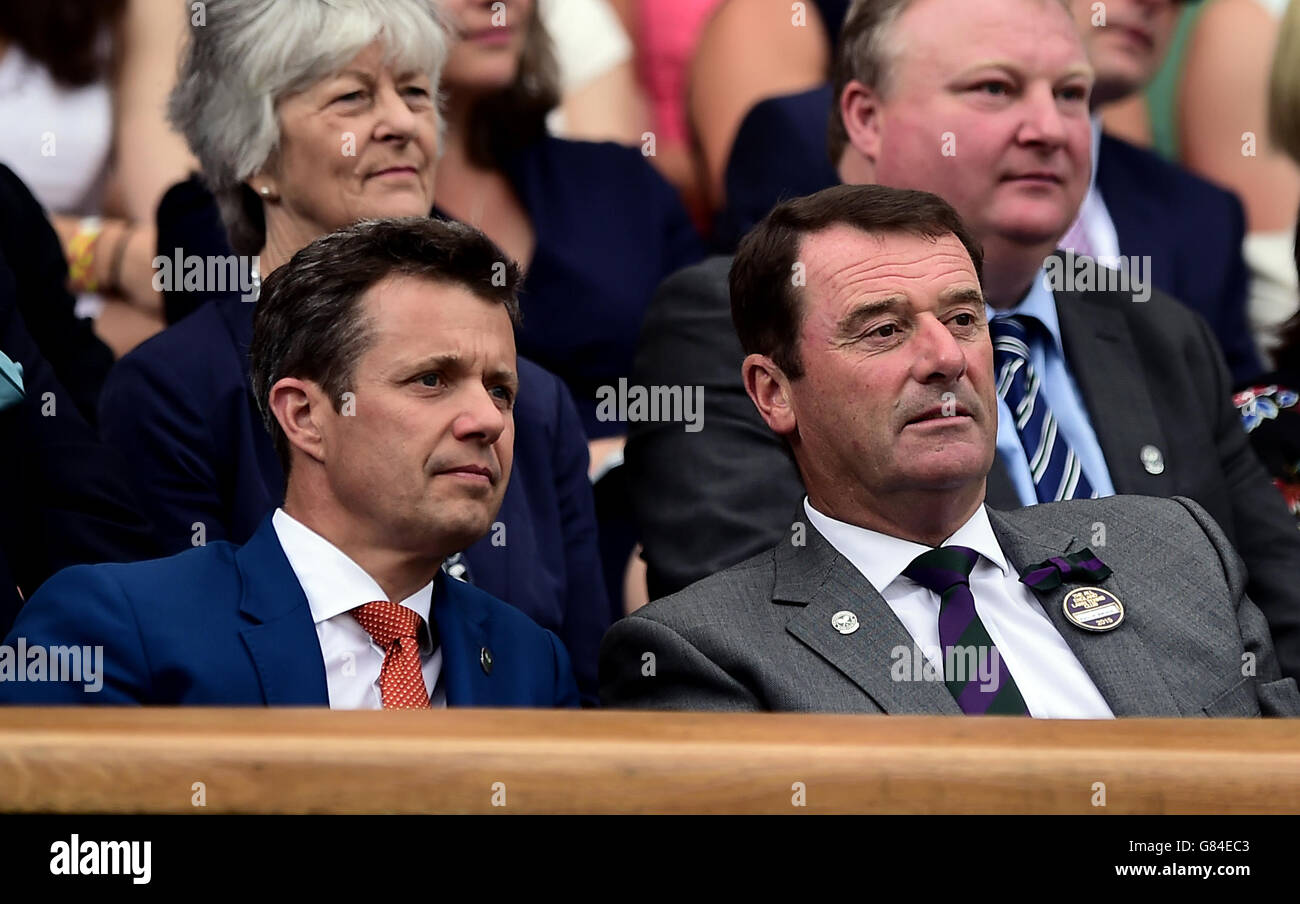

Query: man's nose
452;384;508;444
912;316;967;383
1016;84;1070;149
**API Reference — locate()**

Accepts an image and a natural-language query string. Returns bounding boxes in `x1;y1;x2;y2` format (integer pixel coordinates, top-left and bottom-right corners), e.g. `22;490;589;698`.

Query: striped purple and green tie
902;545;1030;716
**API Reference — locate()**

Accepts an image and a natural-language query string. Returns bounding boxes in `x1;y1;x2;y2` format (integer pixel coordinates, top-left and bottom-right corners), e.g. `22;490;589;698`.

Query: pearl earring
259;185;272;197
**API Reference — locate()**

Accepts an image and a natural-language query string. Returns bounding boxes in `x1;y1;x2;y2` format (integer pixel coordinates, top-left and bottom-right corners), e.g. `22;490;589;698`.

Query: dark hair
730;183;984;378
251;216;522;474
462;3;560;168
0;0;127;87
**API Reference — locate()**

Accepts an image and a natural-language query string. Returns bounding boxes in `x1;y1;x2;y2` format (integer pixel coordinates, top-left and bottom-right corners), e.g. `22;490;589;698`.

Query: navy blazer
0;514;580;706
720;85;1262;383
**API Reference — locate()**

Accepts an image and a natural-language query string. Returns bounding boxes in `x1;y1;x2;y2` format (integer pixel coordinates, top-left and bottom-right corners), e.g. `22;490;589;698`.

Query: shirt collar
803;498;1009;595
271;508;437;651
987;265;1065;358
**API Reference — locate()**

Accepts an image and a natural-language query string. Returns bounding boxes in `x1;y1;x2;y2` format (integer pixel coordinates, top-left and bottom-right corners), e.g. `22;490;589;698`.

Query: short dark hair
250;216;522;475
730;183;984;379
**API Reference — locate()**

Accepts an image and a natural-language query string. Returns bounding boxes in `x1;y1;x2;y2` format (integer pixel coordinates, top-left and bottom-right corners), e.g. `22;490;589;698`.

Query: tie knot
352;600;423;648
990;314;1033;345
903;545;980;594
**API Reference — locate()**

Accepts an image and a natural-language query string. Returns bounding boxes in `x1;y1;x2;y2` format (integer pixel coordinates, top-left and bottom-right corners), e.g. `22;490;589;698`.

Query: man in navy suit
0;217;579;707
720;0;1259;384
99;177;608;705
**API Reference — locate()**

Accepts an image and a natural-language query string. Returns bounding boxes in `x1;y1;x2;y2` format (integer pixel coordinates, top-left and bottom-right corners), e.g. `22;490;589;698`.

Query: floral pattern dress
1234;379;1300;520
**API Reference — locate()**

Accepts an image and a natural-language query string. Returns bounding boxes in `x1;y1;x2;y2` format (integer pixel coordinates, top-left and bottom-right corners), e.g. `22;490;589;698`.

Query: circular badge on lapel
1062;586;1124;632
830;610;859;635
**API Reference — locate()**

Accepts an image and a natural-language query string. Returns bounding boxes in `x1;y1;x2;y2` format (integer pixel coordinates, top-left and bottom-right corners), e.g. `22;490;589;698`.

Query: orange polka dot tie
352;601;431;709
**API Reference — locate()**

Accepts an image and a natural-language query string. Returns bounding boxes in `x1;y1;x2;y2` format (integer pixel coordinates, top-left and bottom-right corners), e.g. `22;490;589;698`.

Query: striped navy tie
990;315;1097;503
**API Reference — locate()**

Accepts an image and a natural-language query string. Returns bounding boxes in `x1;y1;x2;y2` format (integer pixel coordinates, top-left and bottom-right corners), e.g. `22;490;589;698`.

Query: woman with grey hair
98;0;610;704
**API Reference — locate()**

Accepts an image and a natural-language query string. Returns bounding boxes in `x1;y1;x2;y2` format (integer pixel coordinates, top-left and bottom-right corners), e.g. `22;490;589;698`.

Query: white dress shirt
272;509;445;709
803;500;1114;719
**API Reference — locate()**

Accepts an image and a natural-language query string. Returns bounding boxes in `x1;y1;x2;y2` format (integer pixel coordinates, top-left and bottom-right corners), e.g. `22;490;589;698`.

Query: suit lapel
1054;284;1173;497
779;513;961;714
235;516;331;705
432;576;494;706
986;508;1180;716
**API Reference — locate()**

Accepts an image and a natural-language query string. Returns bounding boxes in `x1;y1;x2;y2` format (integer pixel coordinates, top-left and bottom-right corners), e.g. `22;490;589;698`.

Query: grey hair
169;0;449;255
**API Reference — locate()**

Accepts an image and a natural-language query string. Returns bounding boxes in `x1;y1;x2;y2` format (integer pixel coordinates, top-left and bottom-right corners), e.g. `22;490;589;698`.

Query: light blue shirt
988;272;1116;505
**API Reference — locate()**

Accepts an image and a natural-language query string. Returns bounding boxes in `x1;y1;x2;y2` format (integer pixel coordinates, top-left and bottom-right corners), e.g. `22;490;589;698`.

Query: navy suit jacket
98;294;609;705
0;514;580;706
721;85;1262;383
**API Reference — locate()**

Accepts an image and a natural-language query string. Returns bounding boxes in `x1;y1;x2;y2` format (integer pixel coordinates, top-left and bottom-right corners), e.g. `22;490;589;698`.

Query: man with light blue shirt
0;218;580;708
603;182;1299;716
626;0;1300;684
1060;0;1259;382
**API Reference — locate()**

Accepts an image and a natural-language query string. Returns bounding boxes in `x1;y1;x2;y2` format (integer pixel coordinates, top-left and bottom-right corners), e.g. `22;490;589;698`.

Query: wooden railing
0;709;1297;813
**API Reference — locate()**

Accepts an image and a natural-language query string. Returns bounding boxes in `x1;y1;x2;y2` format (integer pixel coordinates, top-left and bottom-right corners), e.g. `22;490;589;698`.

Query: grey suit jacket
625;255;1300;682
602;496;1300;716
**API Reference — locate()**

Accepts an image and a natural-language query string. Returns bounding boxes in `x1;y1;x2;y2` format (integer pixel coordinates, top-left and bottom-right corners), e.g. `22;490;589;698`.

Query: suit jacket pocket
1201;676;1260;718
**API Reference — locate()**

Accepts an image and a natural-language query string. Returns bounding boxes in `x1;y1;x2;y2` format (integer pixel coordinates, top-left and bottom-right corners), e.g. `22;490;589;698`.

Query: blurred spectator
435;0;703;453
542;0;646;145
687;0;840;211
0;0;196;356
1233;0;1300;519
0;242;157;636
626;0;724;229
0;163;115;422
97;0;610;704
1111;0;1300;364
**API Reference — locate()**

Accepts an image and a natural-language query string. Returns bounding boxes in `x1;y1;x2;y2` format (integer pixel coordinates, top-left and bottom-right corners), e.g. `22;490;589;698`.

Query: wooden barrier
0;708;1297;814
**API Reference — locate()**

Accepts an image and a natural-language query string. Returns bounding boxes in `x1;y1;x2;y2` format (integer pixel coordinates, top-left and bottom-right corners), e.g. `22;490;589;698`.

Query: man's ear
841;79;884;168
268;377;329;466
742;353;797;437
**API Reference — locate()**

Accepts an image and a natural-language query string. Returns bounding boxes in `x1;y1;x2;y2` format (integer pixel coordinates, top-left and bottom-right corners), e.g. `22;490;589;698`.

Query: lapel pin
831;610;860;635
480;646;494;675
1140;444;1165;475
1062;587;1125;632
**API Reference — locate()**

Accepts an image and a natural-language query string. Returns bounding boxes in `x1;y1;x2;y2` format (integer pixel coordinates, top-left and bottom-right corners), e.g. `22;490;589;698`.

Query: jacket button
480;647;494;675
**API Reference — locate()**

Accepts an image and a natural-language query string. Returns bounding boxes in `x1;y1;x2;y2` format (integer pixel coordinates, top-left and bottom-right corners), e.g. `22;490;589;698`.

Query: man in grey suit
603;184;1300;717
626;0;1300;683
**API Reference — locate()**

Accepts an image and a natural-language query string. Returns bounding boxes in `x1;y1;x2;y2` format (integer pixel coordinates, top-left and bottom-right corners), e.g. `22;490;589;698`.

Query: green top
1142;1;1209;162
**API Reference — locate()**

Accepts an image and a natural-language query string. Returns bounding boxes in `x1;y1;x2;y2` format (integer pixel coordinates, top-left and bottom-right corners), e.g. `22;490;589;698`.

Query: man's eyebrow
402;353;517;385
953;60;1094;82
836;297;907;337
937;286;986;308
